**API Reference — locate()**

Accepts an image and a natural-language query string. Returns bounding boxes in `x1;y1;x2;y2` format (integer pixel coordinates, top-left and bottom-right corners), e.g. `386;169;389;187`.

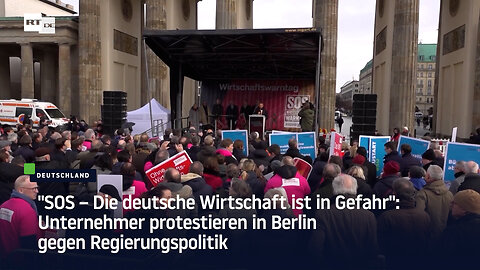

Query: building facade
416;43;436;116
0;0;77;116
357;43;436;121
359;59;372;95
339;80;359;102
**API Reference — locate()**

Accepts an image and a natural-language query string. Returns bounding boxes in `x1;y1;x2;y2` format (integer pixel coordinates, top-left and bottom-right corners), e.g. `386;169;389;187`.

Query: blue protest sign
443;142;480;181
222;130;249;156
369;136;390;177
297;132;316;158
359;135;372;160
269;133;297;154
396;136;430;160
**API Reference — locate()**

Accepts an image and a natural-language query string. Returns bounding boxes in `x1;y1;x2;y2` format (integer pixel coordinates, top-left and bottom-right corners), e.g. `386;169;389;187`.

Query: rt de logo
24;13;55;34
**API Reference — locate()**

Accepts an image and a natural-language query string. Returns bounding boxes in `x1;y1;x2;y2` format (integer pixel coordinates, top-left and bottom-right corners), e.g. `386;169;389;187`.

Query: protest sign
270;132;316;158
369;136;390;177
297;132;316;158
222;130;249;156
97;175;123;218
145;151;193;187
451;127;457;142
396;136;430;160
443;142;480;181
329;132;343;157
269;133;297;154
293;157;313;179
359;135;373;160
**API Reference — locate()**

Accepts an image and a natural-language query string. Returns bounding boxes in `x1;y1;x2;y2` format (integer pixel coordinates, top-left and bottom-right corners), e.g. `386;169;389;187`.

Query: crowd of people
0;121;479;269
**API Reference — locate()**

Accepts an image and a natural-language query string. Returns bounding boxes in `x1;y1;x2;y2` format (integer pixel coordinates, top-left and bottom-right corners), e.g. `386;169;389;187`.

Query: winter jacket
284;147;304;160
423;159;443;171
249;149;270;173
311;194;378;269
203;172;223;192
232;148;246;162
308;160;326;192
244;171;265;198
265;165;310;216
363;159;378;187
373;175;399;198
157;181;193;199
298;107;314;132
181;173;213;202
457;173;480;194
377;201;431;268
415;180;453;237
400;153;422;177
34;160;69;217
187;146;201;162
410;177;426;191
448;172;465;195
0;162;24;205
356;177;373;198
13;146;35;163
383;151;402;166
76;150;99;169
188;107;201;130
216;148;238;165
441;213;480;269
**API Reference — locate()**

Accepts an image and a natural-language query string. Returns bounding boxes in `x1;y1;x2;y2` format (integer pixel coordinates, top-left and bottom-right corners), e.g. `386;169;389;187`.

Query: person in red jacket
0;175;41;258
264;156;310;216
203;156;223;192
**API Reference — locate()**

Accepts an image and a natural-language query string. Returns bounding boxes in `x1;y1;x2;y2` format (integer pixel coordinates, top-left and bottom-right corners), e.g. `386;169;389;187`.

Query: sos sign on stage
200;80;315;130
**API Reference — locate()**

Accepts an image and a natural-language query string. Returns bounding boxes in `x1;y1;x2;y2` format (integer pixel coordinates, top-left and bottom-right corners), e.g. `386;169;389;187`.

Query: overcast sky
63;0;440;93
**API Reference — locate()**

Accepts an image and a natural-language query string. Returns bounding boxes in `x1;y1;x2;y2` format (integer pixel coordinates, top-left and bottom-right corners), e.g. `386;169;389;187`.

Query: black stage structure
144;28;323;132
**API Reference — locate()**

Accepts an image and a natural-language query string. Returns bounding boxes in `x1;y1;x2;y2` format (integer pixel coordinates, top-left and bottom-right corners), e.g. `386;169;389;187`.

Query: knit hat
353;155;366;165
454;189;480;214
422;149;435;161
383;161;400;176
99;184;122;201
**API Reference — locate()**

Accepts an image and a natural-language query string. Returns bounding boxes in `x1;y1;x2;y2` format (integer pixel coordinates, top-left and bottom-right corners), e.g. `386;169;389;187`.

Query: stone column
0;52;11;99
40;50;56;103
79;0;101;124
58;43;72;117
473;10;480;131
389;0;419;133
145;0;169;107
20;43;34;99
314;0;338;130
216;0;237;29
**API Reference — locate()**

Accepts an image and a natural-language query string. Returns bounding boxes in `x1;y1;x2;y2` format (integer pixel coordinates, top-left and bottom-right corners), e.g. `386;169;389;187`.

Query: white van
0;99;69;128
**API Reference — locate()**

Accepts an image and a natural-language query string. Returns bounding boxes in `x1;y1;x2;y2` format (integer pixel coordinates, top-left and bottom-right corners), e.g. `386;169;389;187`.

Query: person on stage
253;102;268;118
226;101;239;130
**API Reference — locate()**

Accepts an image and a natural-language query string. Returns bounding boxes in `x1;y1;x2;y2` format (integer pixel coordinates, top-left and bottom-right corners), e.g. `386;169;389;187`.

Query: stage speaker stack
351;94;377;140
101;91;127;135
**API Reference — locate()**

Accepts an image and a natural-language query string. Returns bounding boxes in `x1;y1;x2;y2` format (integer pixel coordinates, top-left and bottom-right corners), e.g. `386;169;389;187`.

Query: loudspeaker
352;94;377;136
102;91;127;135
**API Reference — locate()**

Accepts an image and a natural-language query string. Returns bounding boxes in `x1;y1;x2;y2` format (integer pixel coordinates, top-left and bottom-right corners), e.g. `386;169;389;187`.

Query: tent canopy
127;98;170;136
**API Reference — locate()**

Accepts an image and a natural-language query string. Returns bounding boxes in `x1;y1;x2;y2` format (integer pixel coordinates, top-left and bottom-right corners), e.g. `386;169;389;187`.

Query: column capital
17;42;32;46
57;41;72;46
